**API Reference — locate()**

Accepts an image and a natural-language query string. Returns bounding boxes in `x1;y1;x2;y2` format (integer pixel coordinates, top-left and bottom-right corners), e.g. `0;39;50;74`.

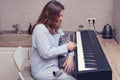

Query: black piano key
84;56;95;60
84;52;94;55
84;50;92;52
83;46;91;48
84;60;96;63
84;55;95;58
83;48;91;50
84;52;93;55
84;53;94;55
83;47;92;50
85;63;97;68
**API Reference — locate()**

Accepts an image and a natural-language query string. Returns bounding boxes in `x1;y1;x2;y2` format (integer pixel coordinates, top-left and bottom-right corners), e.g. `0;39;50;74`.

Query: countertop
0;31;32;47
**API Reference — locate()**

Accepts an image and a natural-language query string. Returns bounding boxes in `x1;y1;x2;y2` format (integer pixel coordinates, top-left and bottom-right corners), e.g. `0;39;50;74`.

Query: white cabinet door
0;52;19;80
0;47;31;80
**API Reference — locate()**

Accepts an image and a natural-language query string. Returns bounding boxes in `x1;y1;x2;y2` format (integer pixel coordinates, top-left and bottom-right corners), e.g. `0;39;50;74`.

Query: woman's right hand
66;42;77;51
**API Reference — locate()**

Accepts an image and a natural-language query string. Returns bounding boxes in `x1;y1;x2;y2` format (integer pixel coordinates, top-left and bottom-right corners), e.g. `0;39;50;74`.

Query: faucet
12;24;22;34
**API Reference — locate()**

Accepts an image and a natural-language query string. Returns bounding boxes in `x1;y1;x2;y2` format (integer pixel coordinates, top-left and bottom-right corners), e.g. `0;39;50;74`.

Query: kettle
102;24;113;39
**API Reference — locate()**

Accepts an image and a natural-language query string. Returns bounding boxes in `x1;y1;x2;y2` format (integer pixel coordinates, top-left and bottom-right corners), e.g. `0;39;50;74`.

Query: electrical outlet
87;18;92;23
87;18;96;23
92;18;96;23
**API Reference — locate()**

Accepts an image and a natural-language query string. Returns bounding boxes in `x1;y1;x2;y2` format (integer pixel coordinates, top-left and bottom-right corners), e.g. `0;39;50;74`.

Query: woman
31;0;77;80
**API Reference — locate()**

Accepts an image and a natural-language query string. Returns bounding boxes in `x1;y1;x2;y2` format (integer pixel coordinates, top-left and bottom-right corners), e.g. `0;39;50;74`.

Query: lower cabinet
0;47;31;80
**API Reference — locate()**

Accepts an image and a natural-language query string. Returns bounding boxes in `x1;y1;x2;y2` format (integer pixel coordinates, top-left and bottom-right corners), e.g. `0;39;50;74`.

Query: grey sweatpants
33;69;77;80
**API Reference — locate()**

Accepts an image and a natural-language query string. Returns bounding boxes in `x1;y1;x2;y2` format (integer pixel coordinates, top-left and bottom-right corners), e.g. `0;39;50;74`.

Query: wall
112;0;120;42
0;0;113;32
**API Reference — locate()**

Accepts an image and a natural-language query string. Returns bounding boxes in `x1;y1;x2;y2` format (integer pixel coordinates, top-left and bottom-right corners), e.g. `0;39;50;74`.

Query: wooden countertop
97;34;120;80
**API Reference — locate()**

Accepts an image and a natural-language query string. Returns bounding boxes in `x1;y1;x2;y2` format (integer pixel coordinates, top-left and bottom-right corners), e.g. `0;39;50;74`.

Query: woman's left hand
62;55;74;73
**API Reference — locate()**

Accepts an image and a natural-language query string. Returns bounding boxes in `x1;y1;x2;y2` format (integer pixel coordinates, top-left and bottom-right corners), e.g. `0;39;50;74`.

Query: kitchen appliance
102;24;113;39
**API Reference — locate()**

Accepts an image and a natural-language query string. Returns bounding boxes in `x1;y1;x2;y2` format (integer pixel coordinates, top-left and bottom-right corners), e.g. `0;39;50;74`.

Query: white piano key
76;31;85;71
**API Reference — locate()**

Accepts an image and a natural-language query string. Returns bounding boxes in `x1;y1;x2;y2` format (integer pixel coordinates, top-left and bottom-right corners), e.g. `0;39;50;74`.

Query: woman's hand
62;55;74;73
66;42;77;51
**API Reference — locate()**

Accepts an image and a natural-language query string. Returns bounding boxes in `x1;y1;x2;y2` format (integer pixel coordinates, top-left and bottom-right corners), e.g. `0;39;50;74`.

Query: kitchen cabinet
0;47;31;80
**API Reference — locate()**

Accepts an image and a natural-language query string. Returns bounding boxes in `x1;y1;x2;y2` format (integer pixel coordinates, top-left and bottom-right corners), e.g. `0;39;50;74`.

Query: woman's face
57;10;64;25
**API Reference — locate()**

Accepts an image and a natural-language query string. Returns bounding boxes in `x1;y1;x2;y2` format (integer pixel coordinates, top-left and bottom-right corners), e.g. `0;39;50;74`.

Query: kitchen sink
0;33;31;43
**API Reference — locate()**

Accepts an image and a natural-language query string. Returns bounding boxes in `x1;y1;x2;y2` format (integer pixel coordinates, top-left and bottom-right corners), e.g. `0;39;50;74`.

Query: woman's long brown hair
33;0;64;34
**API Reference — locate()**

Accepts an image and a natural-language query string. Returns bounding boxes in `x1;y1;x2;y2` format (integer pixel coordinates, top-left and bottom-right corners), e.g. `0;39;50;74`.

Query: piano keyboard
58;30;112;80
76;31;97;71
